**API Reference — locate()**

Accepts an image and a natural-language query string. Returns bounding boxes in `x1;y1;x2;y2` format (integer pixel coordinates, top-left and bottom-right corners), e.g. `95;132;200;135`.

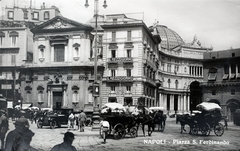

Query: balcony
106;76;133;82
108;57;133;64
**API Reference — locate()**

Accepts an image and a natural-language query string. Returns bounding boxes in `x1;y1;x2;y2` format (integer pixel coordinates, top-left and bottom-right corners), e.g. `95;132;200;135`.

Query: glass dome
156;25;184;50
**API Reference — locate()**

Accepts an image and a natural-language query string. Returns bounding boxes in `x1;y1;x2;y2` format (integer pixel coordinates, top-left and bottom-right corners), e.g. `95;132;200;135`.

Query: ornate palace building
19;16;101;111
201;49;240;121
151;24;212;114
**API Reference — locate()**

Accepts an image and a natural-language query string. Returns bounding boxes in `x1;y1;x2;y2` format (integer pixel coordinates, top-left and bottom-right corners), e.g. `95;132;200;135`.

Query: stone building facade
152;25;212;114
88;14;161;106
201;49;240;121
0;4;60;107
19;16;102;111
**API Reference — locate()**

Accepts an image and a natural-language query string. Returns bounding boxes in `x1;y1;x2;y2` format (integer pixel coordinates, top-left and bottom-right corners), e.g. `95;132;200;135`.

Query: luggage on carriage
99;103;137;140
191;102;224;136
149;107;167;132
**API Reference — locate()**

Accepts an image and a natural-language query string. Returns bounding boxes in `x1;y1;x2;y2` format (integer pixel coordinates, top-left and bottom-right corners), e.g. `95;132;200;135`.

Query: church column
178;95;181;112
183;94;186;111
170;95;174;113
181;95;184;112
159;93;163;107
47;90;51;108
186;94;190;111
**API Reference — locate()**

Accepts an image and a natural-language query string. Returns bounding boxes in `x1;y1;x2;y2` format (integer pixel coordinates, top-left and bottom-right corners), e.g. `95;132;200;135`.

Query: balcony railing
201;80;240;86
108;57;133;63
106;76;133;82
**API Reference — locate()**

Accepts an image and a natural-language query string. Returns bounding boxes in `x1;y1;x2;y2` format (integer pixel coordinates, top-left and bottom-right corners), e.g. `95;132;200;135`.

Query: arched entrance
226;99;240;121
190;81;202;111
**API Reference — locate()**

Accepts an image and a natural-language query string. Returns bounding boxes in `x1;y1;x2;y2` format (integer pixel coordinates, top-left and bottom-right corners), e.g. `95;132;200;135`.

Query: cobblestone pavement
5;118;240;151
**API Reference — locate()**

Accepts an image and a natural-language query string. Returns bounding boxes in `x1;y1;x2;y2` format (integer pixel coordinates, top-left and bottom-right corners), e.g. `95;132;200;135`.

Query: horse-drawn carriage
99;103;138;140
149;107;167;132
191;102;225;136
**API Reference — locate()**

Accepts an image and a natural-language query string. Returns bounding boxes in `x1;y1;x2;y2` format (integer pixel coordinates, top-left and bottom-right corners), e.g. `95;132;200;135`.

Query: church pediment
31;16;93;33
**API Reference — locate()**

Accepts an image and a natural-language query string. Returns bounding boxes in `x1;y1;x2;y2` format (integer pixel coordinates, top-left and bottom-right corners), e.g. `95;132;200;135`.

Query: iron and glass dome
156;25;184;50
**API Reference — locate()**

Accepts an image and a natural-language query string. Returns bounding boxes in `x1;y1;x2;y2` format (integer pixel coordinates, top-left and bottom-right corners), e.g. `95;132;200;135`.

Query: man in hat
4;116;37;151
78;110;87;132
51;132;77;151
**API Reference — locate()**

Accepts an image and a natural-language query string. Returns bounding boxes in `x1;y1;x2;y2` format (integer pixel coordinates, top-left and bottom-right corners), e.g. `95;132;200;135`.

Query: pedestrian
68;112;75;129
78;110;87;132
0;110;9;150
4;117;38;151
51;132;77;151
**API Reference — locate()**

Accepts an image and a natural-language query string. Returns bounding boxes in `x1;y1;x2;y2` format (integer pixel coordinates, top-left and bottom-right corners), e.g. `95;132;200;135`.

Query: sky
1;0;240;51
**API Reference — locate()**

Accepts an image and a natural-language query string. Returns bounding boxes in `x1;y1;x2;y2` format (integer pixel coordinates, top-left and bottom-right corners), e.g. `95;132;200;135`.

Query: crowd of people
0;108;90;151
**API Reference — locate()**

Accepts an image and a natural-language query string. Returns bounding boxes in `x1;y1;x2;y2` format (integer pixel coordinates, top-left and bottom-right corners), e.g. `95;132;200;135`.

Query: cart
191;102;224;136
99;103;138;139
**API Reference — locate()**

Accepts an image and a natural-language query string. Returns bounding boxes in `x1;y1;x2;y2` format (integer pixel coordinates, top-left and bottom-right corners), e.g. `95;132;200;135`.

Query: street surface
5;118;240;151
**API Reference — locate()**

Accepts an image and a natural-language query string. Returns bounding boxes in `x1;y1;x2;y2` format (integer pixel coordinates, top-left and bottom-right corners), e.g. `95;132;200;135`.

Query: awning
22;103;32;109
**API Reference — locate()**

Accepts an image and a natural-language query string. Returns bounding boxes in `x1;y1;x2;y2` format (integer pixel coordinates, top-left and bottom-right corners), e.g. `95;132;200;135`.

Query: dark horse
0;111;9;150
153;111;167;131
176;114;194;134
132;106;154;137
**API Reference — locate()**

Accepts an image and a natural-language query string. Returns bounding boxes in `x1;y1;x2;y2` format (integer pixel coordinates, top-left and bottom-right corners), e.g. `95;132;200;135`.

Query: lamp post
85;0;107;108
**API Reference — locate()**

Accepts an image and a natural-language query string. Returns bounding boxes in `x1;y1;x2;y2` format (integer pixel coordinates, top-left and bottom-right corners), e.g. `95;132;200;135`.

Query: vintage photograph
0;0;240;150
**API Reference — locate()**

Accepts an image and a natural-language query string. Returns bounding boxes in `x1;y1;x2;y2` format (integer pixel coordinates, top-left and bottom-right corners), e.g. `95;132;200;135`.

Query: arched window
38;91;44;103
168;79;171;88
26;91;31;102
9;31;19;47
175;80;179;89
72;90;78;103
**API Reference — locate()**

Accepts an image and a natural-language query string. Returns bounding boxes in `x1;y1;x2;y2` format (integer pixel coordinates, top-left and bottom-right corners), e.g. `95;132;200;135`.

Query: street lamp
85;0;107;108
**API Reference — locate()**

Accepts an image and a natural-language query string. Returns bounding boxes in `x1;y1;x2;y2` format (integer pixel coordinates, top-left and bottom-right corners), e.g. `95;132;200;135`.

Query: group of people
1;115;77;151
68;110;88;132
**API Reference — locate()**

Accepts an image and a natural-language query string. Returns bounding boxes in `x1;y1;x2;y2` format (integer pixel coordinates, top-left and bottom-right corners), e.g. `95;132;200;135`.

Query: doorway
53;92;63;110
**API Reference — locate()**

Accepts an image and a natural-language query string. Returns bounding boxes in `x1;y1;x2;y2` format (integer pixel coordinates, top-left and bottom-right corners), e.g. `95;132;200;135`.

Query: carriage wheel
201;123;210;136
113;124;126;139
214;123;224;136
192;124;198;135
130;127;137;138
50;121;56;129
37;121;43;128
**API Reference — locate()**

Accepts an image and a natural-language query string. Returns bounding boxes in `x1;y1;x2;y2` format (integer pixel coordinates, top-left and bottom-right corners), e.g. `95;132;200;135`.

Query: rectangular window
111;86;115;91
231;89;235;95
112;32;116;42
98;35;103;46
8;11;14;19
0;37;3;46
0;55;2;65
24;11;28;19
126;69;131;76
127;31;131;41
127;49;131;58
208;73;216;81
11;55;16;65
54;44;65;62
44;11;50;20
111;70;116;77
113;18;117;24
111;50;116;58
126;86;131;91
212;90;216;95
11;36;17;47
32;12;39;20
